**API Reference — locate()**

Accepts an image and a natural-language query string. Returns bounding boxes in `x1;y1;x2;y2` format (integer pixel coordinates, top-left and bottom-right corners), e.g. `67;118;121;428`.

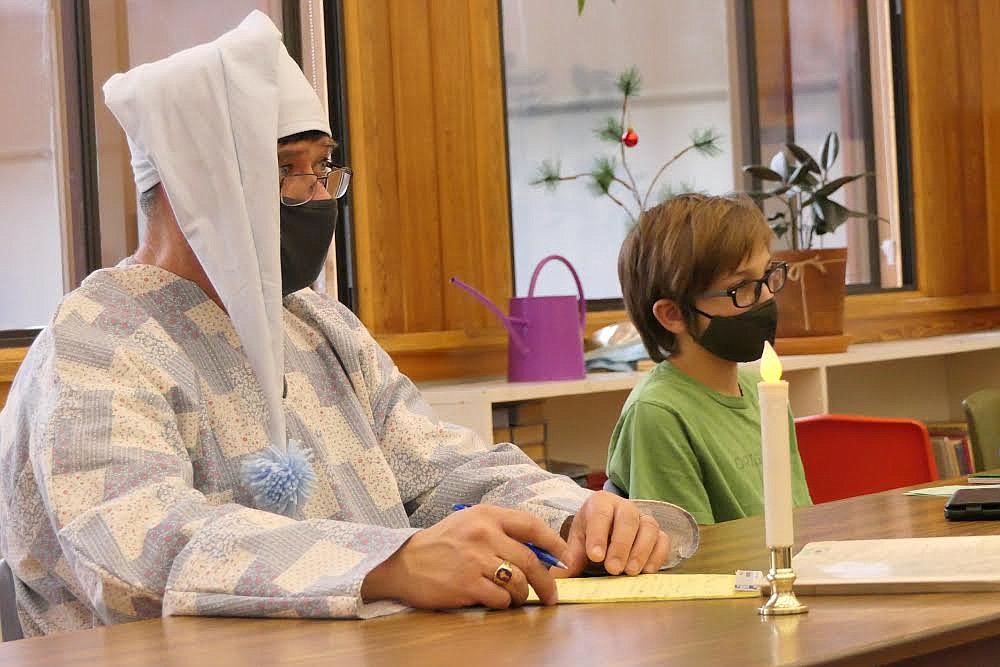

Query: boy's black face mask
690;299;779;363
280;200;338;297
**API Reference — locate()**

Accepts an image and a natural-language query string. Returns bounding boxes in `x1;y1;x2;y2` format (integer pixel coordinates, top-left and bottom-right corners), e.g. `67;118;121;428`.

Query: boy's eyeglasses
698;261;788;308
280;166;352;206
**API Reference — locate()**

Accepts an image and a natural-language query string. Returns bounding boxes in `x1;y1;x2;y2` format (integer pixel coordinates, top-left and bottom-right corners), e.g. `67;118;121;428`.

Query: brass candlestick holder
759;546;808;616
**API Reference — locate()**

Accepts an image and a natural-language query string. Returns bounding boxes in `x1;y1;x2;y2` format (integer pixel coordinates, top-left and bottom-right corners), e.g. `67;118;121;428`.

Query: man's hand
558;491;672;577
361;505;568;609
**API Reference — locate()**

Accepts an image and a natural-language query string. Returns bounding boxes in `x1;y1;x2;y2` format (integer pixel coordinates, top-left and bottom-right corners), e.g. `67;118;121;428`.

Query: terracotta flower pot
772;247;847;338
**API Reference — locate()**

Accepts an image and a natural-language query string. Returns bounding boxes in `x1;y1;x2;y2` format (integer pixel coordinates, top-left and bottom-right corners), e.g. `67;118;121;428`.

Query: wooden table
5;481;1000;666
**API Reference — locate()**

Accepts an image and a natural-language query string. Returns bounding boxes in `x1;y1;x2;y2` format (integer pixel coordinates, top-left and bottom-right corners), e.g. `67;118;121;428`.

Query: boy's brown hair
618;193;772;361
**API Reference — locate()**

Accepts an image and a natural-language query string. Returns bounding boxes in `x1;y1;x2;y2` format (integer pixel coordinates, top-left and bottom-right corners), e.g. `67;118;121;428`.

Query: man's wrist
360;556;396;602
360;536;413;603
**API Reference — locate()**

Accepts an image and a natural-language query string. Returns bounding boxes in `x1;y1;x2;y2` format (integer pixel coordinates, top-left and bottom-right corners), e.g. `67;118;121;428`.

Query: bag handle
527;254;587;331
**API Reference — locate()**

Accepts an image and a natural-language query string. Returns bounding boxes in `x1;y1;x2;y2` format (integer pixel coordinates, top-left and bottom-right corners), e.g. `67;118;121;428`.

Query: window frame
0;1;357;348
0;2;99;349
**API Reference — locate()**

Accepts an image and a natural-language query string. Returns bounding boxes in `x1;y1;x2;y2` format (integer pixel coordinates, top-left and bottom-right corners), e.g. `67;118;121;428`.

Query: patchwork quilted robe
0;263;697;636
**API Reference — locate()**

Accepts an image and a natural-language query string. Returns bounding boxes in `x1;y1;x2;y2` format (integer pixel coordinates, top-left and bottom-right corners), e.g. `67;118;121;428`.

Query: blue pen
452;503;568;569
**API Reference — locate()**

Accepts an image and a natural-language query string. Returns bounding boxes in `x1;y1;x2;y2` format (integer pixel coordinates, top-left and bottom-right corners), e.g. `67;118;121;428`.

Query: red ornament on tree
622;127;639;148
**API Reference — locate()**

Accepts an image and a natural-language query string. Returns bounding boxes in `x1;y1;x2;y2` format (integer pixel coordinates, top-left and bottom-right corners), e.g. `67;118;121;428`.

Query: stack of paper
526;573;757;604
792;536;1000;594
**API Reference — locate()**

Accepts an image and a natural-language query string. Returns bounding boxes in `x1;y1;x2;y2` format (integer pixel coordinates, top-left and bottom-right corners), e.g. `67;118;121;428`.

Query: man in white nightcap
0;11;697;636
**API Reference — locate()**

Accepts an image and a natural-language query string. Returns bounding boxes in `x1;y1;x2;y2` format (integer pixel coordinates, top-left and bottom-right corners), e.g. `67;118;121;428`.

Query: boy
606;194;812;524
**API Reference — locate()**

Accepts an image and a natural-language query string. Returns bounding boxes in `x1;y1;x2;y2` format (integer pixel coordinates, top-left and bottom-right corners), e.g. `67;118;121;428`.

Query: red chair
794;414;939;503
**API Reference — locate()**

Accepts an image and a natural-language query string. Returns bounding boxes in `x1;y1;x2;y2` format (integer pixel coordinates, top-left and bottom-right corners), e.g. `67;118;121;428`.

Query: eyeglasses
698;261;788;308
280;165;352;206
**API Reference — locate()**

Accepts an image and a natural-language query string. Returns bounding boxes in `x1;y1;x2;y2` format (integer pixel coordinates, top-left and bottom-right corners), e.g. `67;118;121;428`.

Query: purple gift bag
451;255;587;383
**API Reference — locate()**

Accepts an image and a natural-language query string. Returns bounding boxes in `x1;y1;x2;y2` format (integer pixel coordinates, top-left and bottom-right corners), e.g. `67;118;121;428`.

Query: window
89;0;288;270
0;3;71;332
501;0;912;307
0;0;353;344
747;0;912;289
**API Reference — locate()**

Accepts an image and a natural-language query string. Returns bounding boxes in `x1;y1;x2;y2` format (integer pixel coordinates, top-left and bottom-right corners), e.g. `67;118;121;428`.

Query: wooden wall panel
387;0;445;332
343;0;511;342
955;1;990;295
978;0;1000;293
468;0;515;333
342;0;405;333
905;0;991;296
428;0;487;332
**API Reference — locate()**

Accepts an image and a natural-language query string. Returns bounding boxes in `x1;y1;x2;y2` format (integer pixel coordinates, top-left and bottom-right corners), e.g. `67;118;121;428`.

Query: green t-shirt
606;361;812;524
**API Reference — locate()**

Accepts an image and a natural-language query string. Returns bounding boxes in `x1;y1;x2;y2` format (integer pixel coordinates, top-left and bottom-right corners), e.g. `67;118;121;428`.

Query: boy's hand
557;491;672;577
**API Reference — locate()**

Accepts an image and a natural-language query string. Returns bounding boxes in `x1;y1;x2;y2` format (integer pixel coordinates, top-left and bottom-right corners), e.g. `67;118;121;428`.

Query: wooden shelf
419;331;1000;471
419;330;1000;403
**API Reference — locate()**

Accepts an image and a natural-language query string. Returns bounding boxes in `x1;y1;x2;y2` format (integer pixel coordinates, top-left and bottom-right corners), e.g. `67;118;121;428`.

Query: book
951;436;972;476
507;401;545;426
491;426;512;444
491;405;510;429
519;443;546;462
511;423;546;445
926;420;969;433
926;421;976;473
931;436;960;479
791;536;1000;594
968;472;1000;485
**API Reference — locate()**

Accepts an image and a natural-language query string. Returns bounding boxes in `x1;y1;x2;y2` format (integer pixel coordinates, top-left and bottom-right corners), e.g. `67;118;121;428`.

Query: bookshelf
418;330;1000;471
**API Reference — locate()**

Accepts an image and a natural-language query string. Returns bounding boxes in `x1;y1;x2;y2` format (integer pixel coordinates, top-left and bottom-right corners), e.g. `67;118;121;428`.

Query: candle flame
760;340;783;383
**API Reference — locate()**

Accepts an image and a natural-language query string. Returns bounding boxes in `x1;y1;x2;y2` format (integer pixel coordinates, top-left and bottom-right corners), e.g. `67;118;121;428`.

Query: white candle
759;341;793;547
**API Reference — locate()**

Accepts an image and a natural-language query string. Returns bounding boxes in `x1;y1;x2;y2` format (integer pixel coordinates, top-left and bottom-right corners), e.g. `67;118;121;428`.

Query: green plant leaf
792;170;819;191
811;198;851;235
690;128;723;157
588;155;617;196
595;116;624;143
531;159;563;191
617;67;641;97
768;212;788;237
578;0;586;15
820;131;840;171
787;143;821;174
809;173;867;200
744;186;789;204
789;163;814;187
744;166;784;182
770;151;790;182
844;207;877;219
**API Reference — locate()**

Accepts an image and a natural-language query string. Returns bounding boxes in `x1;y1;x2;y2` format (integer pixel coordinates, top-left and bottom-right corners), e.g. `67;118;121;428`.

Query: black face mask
690;299;779;363
280;199;338;297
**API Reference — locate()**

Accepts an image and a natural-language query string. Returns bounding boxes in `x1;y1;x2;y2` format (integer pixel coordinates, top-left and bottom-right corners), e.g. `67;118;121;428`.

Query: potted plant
743;133;877;348
532;67;722;226
530;66;722;366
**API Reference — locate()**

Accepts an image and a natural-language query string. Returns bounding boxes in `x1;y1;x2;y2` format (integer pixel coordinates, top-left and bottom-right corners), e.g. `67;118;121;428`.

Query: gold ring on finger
492;560;514;586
